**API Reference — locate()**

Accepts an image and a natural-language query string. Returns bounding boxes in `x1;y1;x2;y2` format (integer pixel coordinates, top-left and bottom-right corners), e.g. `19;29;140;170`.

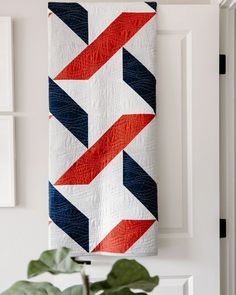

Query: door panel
54;4;219;295
154;276;193;295
157;30;192;238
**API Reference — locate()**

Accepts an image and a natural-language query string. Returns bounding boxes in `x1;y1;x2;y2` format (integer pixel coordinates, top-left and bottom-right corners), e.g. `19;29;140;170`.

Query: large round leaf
27;247;82;278
62;285;83;295
90;259;159;294
0;281;61;295
0;282;86;295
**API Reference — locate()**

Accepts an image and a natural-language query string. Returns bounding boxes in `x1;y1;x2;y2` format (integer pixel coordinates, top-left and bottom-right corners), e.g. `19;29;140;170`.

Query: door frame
220;1;236;294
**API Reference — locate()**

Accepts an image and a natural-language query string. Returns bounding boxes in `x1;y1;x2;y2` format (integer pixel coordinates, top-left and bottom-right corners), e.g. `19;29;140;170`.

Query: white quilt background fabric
48;2;158;256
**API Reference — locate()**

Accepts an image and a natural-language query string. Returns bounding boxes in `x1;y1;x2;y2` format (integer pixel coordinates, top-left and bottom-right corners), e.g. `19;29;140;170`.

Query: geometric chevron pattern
48;2;158;256
54;12;155;80
55;114;155;185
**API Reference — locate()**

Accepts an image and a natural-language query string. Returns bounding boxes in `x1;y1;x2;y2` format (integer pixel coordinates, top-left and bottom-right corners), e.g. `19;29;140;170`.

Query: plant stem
81;266;90;295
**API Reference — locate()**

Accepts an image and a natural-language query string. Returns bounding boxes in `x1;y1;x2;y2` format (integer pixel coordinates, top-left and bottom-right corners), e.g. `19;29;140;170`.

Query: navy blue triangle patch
146;2;157;11
49;78;88;147
48;2;88;44
123;48;156;113
123;151;158;219
49;182;89;252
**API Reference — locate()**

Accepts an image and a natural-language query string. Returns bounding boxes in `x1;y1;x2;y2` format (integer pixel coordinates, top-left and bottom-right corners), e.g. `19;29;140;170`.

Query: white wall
0;0;48;291
0;0;218;292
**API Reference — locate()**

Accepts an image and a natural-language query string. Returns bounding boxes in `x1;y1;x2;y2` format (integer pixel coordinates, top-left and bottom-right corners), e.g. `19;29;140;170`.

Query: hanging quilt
48;1;158;256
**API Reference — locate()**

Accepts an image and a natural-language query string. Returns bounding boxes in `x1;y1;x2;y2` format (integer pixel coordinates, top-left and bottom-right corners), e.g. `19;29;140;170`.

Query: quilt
48;1;158;256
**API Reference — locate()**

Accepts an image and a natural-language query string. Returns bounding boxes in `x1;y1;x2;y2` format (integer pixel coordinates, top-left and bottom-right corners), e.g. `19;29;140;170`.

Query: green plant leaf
0;281;61;295
62;285;83;295
0;282;85;295
27;247;82;278
90;259;159;294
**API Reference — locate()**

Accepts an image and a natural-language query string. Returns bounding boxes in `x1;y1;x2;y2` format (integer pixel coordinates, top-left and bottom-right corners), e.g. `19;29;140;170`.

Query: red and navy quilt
48;1;158;256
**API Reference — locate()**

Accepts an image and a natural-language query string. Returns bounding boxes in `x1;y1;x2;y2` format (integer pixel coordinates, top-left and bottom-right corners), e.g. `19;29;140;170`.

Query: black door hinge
220;54;226;75
220;219;226;238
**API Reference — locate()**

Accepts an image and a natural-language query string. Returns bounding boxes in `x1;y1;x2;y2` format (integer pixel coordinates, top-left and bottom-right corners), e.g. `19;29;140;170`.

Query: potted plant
0;247;159;295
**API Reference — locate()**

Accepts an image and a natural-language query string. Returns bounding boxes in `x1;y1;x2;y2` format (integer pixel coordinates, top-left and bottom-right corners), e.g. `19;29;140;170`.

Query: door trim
220;4;236;295
220;0;236;8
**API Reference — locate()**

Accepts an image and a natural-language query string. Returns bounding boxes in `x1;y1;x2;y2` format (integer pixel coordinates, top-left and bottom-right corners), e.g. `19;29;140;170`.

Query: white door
54;4;220;295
